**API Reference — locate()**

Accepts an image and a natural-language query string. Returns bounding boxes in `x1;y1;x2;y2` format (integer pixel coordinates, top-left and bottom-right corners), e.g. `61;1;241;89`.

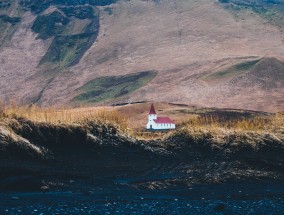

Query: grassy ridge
0;103;129;133
166;112;284;150
203;59;260;81
1;102;283;146
135;110;284;141
73;71;157;104
0;103;131;161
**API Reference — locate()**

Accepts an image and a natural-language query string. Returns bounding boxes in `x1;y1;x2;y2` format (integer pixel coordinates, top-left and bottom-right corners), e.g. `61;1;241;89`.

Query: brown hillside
0;0;284;111
227;58;284;89
219;58;284;112
249;58;284;89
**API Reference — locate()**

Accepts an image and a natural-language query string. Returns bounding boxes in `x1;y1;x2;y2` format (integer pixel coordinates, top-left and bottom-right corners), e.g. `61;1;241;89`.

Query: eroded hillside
0;0;284;111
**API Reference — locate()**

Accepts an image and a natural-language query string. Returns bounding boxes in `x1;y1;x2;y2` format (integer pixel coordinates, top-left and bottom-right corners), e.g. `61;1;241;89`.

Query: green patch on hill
248;57;284;89
73;71;157;104
40;33;95;67
203;59;260;81
0;0;11;8
0;15;21;48
31;11;69;40
22;1;117;68
35;6;100;67
59;6;95;19
0;0;25;48
0;15;20;25
19;0;119;13
219;0;284;28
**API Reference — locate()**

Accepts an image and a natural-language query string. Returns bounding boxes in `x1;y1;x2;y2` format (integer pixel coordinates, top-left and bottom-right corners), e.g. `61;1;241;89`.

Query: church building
146;104;176;130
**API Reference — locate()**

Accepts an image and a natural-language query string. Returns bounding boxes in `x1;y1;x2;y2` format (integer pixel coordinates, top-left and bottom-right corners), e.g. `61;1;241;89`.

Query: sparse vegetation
40;33;97;67
103;7;113;15
0;1;23;47
16;1;117;68
32;11;69;40
0;1;103;67
203;59;260;81
0;0;11;8
19;0;119;13
34;6;100;67
73;71;157;104
32;6;96;40
219;0;284;28
0;15;20;25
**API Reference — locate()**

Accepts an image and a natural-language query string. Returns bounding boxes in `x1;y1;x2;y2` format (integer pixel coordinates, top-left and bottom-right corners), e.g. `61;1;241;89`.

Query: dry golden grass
133;112;284;141
166;112;284;147
179;113;284;132
1;100;283;142
0;101;129;133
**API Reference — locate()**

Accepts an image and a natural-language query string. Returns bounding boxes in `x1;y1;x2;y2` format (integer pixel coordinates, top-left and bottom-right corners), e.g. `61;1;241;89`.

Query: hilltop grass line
0;103;129;133
202;59;260;81
72;71;157;104
0;102;283;144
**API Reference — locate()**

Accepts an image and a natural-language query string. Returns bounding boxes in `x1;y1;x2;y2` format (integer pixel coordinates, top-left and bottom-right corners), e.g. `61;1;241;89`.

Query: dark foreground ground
0;118;283;214
0;181;284;214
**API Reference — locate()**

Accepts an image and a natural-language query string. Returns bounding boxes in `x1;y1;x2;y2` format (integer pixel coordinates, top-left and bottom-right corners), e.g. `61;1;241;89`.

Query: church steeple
149;104;156;115
148;104;157;122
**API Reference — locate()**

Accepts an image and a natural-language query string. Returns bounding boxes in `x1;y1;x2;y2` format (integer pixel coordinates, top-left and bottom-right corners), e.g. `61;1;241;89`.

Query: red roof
154;117;174;124
149;104;156;114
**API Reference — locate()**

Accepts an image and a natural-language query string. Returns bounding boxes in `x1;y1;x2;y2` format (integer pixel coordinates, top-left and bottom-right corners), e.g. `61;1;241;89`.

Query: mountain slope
0;0;284;111
202;57;284;111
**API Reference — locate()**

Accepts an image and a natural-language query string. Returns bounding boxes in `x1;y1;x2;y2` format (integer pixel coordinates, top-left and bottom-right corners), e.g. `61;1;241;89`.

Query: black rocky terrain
0;117;283;213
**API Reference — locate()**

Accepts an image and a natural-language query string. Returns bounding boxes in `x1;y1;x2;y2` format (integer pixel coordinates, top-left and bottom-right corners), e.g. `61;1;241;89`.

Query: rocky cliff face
0;0;284;111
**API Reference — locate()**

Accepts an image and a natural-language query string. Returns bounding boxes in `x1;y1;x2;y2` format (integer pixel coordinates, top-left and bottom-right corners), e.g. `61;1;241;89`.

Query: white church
146;104;176;130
